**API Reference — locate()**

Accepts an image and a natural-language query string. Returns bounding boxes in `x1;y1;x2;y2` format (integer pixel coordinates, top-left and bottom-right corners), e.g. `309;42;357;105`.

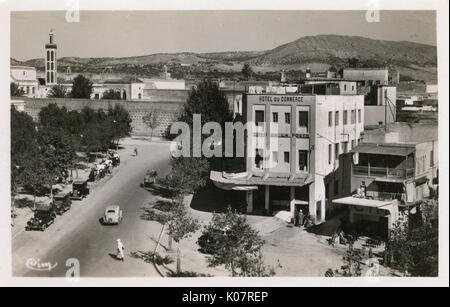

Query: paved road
12;141;172;277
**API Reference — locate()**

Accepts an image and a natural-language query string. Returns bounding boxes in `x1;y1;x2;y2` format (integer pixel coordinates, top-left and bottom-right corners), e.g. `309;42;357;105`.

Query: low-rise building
343;67;390;86
10;66;39;98
332;122;438;237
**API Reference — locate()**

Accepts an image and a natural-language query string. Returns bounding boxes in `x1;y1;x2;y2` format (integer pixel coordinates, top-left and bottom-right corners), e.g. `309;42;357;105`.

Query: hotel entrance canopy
210;170;313;191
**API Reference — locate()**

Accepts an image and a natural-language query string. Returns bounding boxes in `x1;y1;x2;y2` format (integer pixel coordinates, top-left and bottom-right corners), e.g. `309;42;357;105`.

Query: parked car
25;202;56;231
71;180;90;200
141;169;158;188
108;150;121;166
53;191;72;215
102;205;123;225
89;152;107;163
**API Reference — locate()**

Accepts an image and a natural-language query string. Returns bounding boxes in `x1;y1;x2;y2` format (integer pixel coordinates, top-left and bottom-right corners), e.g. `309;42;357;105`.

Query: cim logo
25;258;58;272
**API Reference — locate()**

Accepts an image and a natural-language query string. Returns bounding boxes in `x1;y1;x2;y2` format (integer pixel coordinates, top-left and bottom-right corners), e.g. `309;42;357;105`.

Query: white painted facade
10;66;39;98
242;93;364;223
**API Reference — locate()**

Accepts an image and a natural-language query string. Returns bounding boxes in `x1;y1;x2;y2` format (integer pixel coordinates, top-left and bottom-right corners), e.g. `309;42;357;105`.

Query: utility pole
384;88;388;132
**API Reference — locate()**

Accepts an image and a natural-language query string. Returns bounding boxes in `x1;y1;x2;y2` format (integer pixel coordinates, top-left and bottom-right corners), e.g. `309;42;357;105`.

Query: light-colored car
103;205;123;225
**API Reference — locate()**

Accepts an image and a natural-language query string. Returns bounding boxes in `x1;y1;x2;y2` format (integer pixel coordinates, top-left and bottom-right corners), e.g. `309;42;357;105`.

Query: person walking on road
116;238;125;261
134;147;138;157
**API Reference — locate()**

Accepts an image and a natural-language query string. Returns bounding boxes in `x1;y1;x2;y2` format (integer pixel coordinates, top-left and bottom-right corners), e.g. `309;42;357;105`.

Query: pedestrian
134;147;138;156
299;209;304;227
360;181;367;198
294;208;299;226
116;238;125;261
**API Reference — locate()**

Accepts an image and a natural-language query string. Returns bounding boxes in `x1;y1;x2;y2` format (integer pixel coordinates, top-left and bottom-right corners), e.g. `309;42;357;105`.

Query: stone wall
22;98;184;137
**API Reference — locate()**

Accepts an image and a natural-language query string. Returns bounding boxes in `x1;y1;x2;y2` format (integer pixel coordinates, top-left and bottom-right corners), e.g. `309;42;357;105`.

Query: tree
38;104;77;191
48;84;67;98
10;82;24;97
200;207;275;277
143;109;162;140
71;74;93;99
348;57;360;68
385;200;438;276
102;89;122;100
20;150;53;206
241;63;253;81
178;79;233;129
161;157;210;197
166;198;200;274
11;107;39;205
325;244;365;277
108;104;133;148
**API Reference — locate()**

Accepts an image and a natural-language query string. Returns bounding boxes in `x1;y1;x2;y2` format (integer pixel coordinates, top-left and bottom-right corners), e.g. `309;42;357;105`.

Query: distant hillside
249;35;437;67
11;34;437;82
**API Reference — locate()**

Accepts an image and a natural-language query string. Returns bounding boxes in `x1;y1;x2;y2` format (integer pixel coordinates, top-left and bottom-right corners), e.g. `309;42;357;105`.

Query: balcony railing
365;191;406;202
353;165;415;179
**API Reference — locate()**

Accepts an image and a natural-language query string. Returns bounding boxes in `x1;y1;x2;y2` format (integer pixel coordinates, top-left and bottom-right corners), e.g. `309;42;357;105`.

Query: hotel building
211;86;364;224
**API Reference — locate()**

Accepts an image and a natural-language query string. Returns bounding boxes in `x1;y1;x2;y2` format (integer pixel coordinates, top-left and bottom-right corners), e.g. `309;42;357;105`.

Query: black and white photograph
0;0;448;289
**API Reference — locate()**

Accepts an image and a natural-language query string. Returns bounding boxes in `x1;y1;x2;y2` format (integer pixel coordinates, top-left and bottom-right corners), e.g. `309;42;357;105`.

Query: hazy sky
11;10;436;61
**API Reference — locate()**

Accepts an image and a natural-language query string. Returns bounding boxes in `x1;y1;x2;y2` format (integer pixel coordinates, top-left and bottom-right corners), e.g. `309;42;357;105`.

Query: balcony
365;191;405;202
353;165;415;179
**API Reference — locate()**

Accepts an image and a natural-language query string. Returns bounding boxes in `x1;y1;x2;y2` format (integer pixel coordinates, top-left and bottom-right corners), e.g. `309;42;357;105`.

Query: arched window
51;51;54;61
50;73;54;84
47;50;50;61
47;72;50;82
122;91;126;100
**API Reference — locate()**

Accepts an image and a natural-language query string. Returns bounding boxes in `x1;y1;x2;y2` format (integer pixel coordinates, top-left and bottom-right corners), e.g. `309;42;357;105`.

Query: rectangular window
351;110;356;124
335;143;339;160
358;109;362;123
32;87;35;94
352;85;355;91
285;113;291;124
298;150;308;171
335;111;339;126
284;152;290;163
351;140;356;149
298;111;309;132
344;84;347;91
272;151;278;163
272;112;278;123
328;144;332;164
255;110;265;126
430;150;434;167
328;111;333;127
343;110;348;125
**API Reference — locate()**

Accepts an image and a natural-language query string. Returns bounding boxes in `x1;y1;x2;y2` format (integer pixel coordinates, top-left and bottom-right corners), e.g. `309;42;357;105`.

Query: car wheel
41;225;46;231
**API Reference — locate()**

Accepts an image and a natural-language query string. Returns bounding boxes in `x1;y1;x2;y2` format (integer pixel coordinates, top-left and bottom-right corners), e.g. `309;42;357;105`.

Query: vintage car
53;192;72;215
89;152;107;163
140;170;157;188
71;179;90;200
108;150;121;166
25;202;56;231
102;205;123;225
96;163;107;178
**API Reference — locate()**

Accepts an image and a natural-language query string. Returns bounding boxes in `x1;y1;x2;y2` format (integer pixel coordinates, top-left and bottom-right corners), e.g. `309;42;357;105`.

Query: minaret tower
45;29;57;85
